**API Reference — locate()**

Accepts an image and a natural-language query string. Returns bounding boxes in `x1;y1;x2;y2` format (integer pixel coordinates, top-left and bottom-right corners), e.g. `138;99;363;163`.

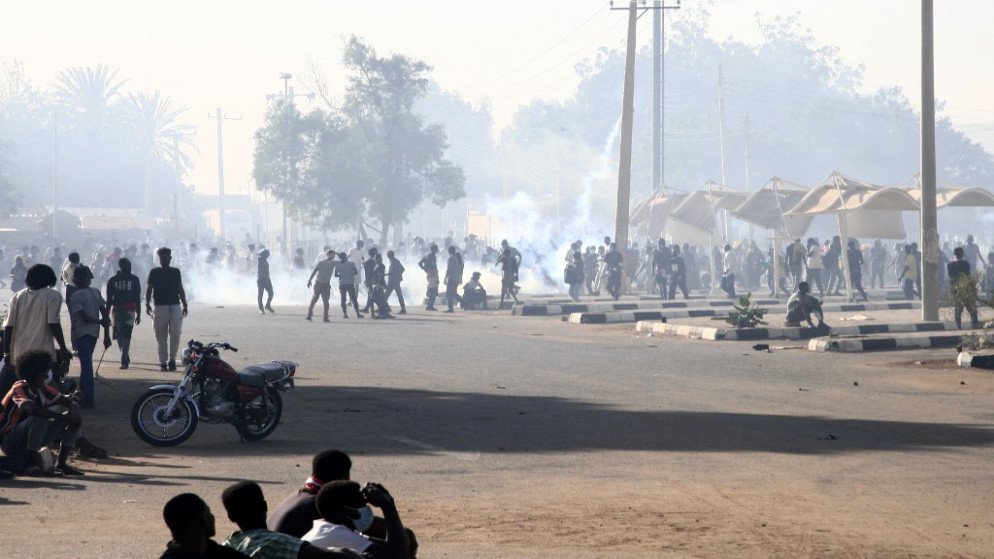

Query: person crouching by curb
461;272;488;310
106;257;141;369
0;350;85;476
785;281;827;329
69;266;111;409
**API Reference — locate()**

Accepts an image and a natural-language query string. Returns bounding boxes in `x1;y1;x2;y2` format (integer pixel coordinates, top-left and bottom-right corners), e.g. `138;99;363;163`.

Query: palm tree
51;65;128;132
125;90;197;214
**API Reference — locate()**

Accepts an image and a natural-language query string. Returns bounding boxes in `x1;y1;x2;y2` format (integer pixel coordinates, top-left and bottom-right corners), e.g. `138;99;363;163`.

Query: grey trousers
153;304;184;364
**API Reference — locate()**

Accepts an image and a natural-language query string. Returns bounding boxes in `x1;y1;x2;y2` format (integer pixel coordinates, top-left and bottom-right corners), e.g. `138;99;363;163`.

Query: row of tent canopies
630;171;994;244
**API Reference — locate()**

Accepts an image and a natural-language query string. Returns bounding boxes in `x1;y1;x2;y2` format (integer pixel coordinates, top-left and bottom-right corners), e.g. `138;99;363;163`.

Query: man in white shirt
302;481;408;559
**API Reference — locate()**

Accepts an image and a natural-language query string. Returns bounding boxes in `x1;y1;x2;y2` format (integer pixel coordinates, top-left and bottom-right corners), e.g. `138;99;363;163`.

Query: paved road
2;299;992;557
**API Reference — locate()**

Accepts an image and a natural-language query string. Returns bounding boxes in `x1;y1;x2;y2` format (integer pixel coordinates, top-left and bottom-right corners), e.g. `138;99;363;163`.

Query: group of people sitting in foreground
159;448;417;559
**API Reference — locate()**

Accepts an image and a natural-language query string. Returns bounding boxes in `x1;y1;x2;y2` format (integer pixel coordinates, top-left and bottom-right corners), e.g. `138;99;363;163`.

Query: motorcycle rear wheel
131;387;199;446
237;389;283;441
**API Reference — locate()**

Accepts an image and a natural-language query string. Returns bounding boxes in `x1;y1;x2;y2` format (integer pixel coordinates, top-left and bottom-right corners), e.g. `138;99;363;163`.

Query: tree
253;39;465;244
124;90;196;214
253;99;325;241
0;139;21;217
51;64;128;133
500;4;994;239
339;37;464;245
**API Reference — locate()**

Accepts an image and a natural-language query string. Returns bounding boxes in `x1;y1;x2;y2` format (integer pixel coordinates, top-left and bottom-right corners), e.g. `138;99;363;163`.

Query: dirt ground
2;299;994;558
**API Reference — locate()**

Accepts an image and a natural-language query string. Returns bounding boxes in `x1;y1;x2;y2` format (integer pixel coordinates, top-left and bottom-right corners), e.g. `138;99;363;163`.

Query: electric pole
612;0;678;250
266;73;315;262
51;111;59;241
651;0;680;195
717;66;728;186
921;0;938;321
208;108;241;242
612;0;639;253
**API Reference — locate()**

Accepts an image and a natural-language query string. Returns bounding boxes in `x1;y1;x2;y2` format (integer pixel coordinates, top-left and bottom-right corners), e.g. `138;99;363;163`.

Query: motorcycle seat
238;361;292;387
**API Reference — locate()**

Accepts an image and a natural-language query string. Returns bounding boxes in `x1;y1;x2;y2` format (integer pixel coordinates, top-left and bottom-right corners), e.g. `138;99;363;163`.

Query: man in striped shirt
335;253;363;319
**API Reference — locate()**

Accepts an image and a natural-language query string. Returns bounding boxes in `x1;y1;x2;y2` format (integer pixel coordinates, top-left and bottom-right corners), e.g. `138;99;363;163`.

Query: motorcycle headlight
182;348;194;365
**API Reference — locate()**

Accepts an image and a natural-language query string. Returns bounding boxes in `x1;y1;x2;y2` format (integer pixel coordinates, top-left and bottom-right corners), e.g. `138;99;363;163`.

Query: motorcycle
130;340;297;446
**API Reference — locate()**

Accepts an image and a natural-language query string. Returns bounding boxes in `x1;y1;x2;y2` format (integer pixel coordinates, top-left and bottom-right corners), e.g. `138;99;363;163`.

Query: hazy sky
3;0;992;196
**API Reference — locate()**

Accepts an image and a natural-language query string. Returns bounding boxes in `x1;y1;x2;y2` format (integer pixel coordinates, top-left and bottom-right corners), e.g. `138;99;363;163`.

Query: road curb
635;320;963;343
521;300;919;317
807;333;966;353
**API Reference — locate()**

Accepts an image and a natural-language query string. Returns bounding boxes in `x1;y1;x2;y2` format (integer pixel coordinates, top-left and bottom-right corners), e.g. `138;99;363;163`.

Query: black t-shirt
267;488;319;538
106;272;142;310
147;267;184;306
948;259;971;282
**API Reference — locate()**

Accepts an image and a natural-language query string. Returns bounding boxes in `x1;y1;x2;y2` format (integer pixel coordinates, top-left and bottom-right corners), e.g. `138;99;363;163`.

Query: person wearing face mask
303;481;409;559
220;481;362;559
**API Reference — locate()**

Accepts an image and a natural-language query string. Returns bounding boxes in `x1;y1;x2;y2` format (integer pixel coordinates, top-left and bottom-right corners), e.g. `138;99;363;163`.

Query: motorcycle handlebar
187;340;238;352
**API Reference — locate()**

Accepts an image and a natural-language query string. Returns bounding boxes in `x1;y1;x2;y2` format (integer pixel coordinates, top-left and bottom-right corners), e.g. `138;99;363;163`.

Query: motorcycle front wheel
131;387;199;446
236;389;283;441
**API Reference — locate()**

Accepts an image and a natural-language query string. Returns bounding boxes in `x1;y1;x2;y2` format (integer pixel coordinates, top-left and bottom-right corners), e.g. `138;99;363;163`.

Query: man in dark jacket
383;251;407;315
106;257;141;369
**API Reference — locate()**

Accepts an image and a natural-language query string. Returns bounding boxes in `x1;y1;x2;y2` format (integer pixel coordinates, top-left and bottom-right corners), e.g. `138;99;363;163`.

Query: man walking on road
383;251;407;315
146;247;188;372
948;246;980;330
106;257;141;369
443;246;464;313
306;251;337;322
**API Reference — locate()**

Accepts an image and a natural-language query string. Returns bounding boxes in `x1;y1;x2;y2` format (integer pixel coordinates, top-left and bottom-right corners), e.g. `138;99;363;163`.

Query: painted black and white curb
521;300;919;317
957;350;994;368
571;302;923;326
808;333;964;353
635;320;964;342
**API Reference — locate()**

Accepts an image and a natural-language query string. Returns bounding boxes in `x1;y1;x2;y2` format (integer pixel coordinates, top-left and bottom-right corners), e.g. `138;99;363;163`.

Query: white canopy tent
783;171;920;300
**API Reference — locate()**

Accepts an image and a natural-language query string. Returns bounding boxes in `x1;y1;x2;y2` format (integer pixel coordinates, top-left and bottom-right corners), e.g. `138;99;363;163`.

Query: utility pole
717;66;728;185
207;108;241;242
651;0;680;195
744;113;755;240
266;73;315;262
51;112;58;242
920;0;939;321
612;0;639;253
743;114;751;191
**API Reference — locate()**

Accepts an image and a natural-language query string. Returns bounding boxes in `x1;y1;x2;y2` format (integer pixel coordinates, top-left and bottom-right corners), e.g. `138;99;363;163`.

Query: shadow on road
87;372;994;457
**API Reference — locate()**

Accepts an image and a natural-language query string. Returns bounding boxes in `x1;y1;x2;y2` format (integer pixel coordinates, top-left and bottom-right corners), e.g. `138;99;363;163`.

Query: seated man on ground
460;272;488;310
270;448;353;538
221;480;362;559
785;281;827;328
302;480;408;559
160;492;250;559
0;350;84;476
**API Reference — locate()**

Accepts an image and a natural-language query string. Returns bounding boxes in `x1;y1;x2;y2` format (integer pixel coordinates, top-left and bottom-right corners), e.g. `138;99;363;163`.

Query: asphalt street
2;298;993;557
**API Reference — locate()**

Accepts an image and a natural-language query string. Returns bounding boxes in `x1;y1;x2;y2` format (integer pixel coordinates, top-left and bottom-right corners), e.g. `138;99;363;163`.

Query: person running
306;251;338;323
564;252;584;302
383;251;407;315
496;248;520;309
846;239;869;302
